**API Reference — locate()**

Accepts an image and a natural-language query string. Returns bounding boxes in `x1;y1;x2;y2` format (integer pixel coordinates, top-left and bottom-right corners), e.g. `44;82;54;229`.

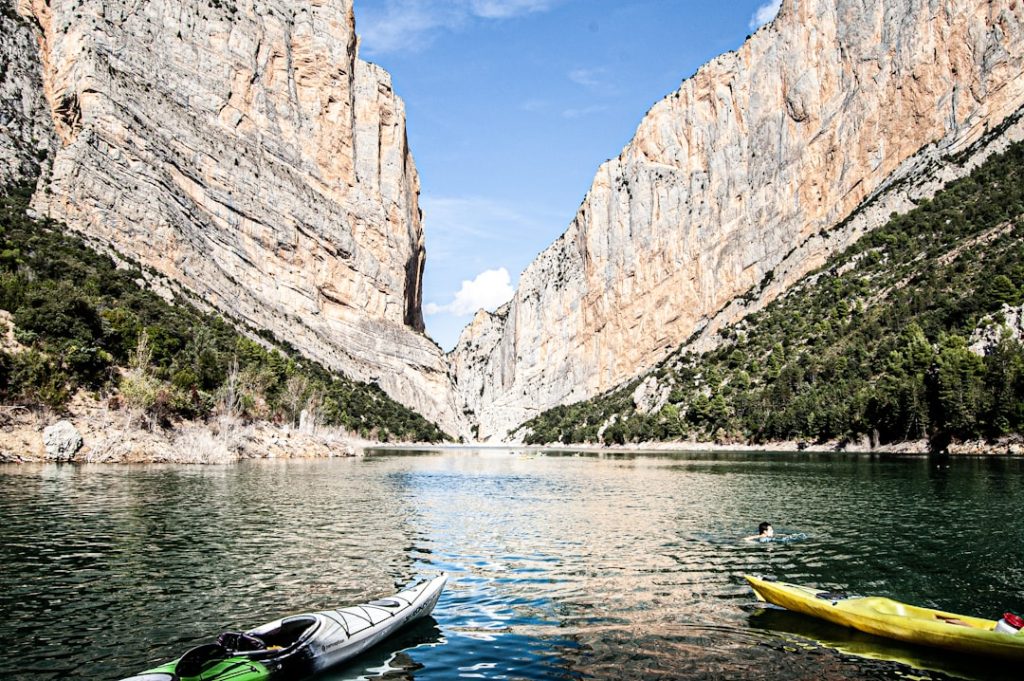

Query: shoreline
372;437;1024;457
3;396;1022;463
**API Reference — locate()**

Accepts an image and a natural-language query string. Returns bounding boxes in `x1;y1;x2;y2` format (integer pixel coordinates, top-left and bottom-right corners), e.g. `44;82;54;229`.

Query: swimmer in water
744;521;774;542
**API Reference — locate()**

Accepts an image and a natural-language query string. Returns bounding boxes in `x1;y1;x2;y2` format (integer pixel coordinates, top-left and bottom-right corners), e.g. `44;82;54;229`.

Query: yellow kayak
745;575;1024;660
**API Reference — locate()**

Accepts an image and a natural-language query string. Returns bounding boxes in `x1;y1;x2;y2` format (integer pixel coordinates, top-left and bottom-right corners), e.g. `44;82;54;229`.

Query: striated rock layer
15;0;461;435
453;0;1024;440
0;5;56;188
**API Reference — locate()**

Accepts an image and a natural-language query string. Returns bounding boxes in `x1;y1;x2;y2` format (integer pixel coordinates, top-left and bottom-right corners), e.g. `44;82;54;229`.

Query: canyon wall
0;6;56;188
452;0;1024;440
12;0;460;434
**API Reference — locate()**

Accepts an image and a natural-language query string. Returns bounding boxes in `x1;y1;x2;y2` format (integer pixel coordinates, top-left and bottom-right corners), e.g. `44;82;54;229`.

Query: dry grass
172;422;238;464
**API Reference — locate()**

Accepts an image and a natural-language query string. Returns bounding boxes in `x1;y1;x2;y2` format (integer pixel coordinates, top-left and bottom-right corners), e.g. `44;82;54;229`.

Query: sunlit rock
452;0;1024;440
43;420;82;461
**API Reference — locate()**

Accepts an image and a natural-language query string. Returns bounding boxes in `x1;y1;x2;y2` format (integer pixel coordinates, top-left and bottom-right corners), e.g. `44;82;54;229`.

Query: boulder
42;420;83;462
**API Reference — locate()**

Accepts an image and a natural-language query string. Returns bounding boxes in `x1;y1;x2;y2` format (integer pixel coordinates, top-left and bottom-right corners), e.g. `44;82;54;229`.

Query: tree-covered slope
519;143;1024;450
0;184;448;443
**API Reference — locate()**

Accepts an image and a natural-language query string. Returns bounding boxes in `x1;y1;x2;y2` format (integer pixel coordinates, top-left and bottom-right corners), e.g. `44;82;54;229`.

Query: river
1;450;1022;680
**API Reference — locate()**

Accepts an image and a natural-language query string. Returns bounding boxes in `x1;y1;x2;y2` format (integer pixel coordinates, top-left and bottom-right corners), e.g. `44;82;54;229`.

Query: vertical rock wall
0;3;56;188
452;0;1024;440
14;0;461;435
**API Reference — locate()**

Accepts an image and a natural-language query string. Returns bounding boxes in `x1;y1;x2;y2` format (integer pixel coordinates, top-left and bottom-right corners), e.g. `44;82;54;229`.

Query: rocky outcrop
452;0;1024;440
971;303;1024;355
42;420;82;461
0;3;56;188
15;0;461;435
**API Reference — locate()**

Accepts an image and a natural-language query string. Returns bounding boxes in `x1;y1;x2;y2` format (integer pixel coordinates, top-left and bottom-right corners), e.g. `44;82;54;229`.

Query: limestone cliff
0;5;56;188
13;0;460;434
452;0;1024;440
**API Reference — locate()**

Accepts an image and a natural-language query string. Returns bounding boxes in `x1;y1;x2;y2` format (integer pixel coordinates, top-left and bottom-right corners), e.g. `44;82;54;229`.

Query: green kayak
127;652;271;681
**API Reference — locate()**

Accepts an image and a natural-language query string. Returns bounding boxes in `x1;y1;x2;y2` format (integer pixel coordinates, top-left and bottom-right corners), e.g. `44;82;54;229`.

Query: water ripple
1;452;1022;680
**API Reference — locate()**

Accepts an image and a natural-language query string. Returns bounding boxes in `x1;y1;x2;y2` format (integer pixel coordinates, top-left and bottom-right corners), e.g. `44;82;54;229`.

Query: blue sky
353;0;783;350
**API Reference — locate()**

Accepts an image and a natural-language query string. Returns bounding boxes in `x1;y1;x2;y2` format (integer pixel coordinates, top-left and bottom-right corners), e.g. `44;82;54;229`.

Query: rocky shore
0;394;367;464
542;438;1024;456
389;437;1024;457
570;439;1024;456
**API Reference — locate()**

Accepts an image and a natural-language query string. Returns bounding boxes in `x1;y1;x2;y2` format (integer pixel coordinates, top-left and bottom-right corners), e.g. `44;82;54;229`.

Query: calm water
2;450;1023;681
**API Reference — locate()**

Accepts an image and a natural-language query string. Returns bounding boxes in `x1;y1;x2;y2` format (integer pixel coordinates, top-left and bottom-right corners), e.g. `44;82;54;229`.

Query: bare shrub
174;424;237;464
281;373;309;425
217;357;243;422
218;361;274;421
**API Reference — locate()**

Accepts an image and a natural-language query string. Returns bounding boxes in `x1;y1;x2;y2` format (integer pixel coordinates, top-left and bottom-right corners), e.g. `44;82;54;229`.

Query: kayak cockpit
176;643;231;675
245;615;319;651
862;598;908;617
212;614;319;661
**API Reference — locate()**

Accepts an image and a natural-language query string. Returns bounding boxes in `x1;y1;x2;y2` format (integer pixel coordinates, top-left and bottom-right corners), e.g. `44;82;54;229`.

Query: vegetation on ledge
520;142;1024;450
0;183;448;443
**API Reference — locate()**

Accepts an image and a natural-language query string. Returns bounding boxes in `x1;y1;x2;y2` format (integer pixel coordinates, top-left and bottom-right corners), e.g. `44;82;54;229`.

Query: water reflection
318;619;443;681
1;451;1022;680
747;606;1015;681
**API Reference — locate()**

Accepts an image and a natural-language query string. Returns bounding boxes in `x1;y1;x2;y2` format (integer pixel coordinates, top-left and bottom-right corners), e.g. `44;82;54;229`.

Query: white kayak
120;574;448;681
249;573;449;677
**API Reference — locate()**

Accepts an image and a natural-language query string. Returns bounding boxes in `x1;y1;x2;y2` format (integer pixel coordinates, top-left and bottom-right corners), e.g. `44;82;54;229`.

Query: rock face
14;0;461;435
0;5;57;188
42;420;82;461
971;304;1024;355
452;0;1024;440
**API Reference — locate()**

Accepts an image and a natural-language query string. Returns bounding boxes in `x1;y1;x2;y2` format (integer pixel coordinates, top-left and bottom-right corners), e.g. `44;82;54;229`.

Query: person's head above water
743;522;775;542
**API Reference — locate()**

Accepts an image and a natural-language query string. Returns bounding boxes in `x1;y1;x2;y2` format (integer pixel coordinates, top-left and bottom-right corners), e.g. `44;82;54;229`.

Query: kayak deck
746;575;1024;659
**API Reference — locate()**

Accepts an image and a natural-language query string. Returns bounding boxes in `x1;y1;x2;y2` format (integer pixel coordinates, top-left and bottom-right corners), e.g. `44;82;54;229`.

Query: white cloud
420;194;559;263
562;104;608;119
748;0;782;31
567;67;619;96
358;4;456;55
425;267;516;316
568;68;603;89
359;0;560;55
469;0;555;19
422;196;522;246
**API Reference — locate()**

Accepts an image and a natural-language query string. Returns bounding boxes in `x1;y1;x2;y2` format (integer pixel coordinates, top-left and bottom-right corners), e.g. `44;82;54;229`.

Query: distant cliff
9;0;461;435
452;0;1024;440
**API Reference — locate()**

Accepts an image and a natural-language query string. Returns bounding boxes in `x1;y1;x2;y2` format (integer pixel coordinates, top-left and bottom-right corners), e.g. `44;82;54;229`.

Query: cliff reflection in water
1;451;1022;680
